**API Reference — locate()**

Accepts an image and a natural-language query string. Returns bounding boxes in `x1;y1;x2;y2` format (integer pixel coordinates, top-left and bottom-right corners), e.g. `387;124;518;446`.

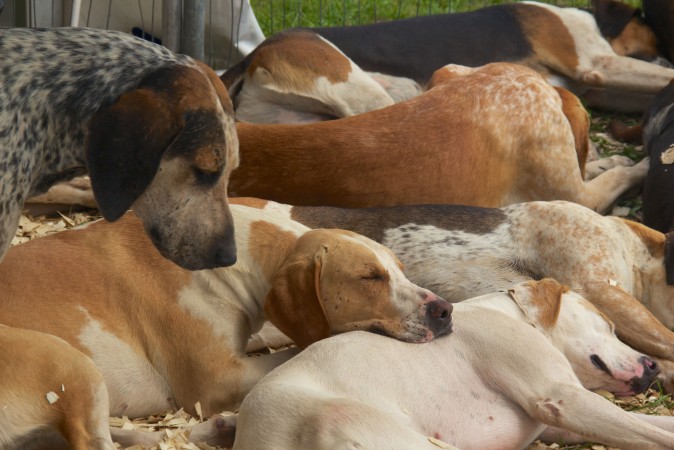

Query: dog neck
177;204;308;354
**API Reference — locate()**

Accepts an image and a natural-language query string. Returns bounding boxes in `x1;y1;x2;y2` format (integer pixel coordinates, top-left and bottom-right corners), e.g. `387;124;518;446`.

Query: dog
236;198;674;390
229;63;647;213
609;80;674;233
0;27;239;270
643;0;674;63
0;201;452;449
221;29;422;124
306;0;674;112
641;80;674;233
233;280;674;450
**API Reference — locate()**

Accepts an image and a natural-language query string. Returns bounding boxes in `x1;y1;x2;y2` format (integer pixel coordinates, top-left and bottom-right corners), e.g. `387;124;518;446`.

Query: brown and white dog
221;29;422;124
222;0;674;117
234;280;674;450
239;198;674;390
0;202;452;449
229;63;646;213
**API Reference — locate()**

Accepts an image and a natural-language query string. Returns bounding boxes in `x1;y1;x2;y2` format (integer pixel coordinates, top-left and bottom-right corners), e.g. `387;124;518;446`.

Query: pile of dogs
2;0;674;449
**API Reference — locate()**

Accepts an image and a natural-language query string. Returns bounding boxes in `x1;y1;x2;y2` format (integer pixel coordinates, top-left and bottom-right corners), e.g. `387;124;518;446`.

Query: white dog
234;280;673;450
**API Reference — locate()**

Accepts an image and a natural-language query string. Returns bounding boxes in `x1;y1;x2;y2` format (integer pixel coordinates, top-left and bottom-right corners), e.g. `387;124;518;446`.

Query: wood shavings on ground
110;409;229;450
11;210;100;247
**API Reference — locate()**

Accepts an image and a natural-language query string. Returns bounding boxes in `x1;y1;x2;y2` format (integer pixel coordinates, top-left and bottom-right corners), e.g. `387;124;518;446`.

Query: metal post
183;0;205;61
162;0;182;53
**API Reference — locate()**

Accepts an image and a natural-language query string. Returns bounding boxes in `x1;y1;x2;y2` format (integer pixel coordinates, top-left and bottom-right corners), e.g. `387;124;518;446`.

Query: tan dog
0;202;451;448
229;63;646;214
234;280;674;450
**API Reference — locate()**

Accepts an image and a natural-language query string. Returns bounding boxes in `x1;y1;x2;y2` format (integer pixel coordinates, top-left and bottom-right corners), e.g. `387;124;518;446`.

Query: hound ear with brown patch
86;88;180;221
665;232;674;285
592;0;641;39
508;278;565;330
264;250;330;349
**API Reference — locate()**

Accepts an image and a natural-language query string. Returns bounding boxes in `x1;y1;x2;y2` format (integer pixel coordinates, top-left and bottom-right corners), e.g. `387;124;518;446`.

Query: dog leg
581;55;674;94
539;412;674;445
531;384;674;449
577;157;648;213
584;155;635;180
583;283;674;361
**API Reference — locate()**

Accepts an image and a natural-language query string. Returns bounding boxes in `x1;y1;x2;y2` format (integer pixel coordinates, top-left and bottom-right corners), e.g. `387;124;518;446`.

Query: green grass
250;0;641;35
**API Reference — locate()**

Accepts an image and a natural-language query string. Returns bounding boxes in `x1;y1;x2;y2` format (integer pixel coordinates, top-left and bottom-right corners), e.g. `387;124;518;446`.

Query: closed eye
193;167;221;186
361;272;386;281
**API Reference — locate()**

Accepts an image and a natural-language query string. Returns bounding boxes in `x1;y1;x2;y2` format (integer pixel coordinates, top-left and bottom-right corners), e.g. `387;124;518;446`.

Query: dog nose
213;240;237;267
641;356;659;378
425;300;453;337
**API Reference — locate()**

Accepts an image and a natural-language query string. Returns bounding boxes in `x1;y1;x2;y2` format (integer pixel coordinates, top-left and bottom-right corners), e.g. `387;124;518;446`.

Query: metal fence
0;0;637;69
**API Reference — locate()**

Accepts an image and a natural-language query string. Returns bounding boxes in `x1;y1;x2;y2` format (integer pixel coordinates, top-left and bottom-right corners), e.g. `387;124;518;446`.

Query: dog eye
192;167;221;186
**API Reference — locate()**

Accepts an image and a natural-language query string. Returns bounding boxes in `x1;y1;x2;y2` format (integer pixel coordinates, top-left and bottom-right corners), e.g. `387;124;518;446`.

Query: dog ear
264;250;331;349
86;88;180;221
509;278;564;330
665;232;674;285
592;0;640;39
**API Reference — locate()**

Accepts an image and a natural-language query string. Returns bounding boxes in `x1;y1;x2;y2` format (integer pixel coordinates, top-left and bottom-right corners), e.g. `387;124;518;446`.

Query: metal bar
183;0;205;61
162;0;182;52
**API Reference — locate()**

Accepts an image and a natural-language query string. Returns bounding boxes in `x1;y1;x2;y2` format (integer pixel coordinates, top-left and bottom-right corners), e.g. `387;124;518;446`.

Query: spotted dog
0;28;238;270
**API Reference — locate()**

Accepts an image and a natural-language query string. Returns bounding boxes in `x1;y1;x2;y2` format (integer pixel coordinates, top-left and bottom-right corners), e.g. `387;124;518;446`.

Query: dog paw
189;413;237;448
585;155;635;180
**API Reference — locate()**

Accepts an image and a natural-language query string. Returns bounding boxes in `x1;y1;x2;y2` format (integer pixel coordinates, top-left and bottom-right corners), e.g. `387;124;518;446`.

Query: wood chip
428;436;455;449
45;391;59;404
608;279;618;287
661;145;674;164
195;401;203;422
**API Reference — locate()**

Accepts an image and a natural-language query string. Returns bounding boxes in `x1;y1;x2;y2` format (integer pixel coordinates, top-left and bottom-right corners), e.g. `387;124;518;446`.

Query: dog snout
214;243;237;267
425;300;453;337
641;356;659;378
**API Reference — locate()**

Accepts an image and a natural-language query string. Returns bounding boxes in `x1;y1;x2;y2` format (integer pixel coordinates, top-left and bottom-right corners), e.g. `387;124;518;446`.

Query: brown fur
510;279;565;330
555;86;591;177
229;63;641;213
621;219;666;258
515;5;580;75
248;30;352;91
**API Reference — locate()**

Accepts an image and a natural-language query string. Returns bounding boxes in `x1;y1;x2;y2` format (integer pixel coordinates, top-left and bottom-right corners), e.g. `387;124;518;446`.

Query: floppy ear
665;232;674;285
264;250;331;349
592;0;641;39
86;88;180;221
508;278;564;330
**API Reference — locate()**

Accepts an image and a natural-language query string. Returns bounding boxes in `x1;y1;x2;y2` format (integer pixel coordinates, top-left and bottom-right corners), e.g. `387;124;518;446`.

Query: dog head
86;62;239;270
264;229;453;349
510;279;658;395
592;0;663;63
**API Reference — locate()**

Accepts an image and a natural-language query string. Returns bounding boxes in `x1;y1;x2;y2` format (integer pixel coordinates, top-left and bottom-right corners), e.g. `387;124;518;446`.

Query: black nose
214;242;237;267
425;300;453;336
641;356;659;378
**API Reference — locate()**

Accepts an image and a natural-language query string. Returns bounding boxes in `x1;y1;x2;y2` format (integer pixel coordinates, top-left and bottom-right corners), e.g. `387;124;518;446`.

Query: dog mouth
366;319;453;343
